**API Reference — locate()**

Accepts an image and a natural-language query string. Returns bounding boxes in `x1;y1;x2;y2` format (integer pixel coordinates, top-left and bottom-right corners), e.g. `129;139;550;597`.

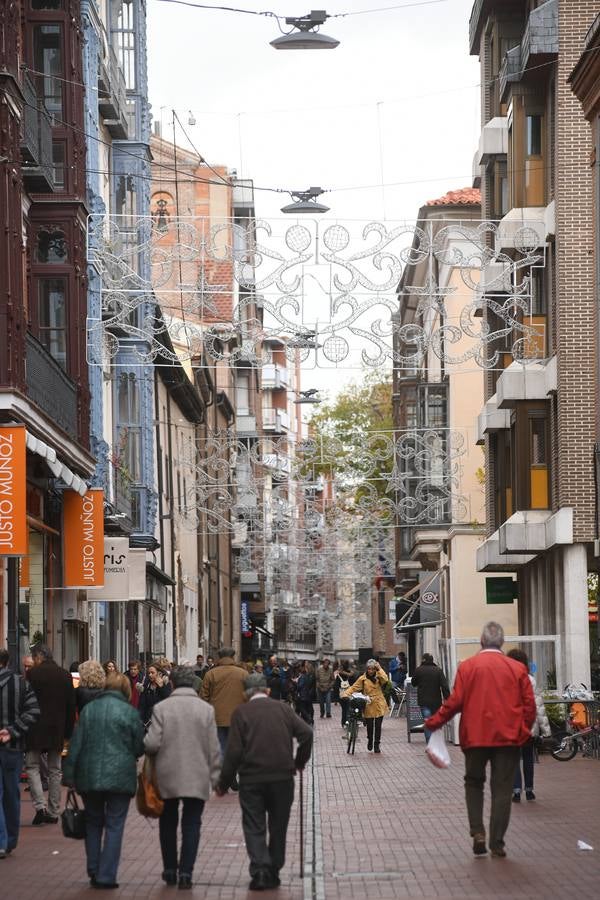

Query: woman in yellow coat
343;659;389;753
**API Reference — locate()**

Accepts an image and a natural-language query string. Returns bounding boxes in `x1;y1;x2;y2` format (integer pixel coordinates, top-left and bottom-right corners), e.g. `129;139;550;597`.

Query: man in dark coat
216;673;313;891
410;653;450;742
0;648;40;856
26;644;76;825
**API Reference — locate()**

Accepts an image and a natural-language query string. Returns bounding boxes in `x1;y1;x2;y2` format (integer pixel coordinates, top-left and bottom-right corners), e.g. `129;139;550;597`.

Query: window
38;278;66;367
52;142;65;188
36;228;67;263
527;115;542;156
116;372;142;482
378;589;386;626
530;268;546;315
113;0;136;91
530;415;547;466
33;25;63;122
418;384;447;430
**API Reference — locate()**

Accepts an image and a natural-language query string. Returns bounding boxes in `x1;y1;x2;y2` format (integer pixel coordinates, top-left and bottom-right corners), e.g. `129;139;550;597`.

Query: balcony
263;408;290;432
262;452;291;477
476;116;507;165
25;333;78;439
476;394;512;444
20;74;54;192
499;0;558;98
262;363;288;390
476;529;535;572
112;463;132;522
498;508;573;555
236;413;258;437
98;46;128;139
496;356;556;409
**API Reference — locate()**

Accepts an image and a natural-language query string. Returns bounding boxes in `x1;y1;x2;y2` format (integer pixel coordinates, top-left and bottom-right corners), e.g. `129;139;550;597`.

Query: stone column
561;543;590;686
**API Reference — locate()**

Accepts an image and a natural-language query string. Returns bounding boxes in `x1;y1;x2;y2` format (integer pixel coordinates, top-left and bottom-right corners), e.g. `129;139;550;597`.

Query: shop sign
486;577;517;605
63;489;104;588
91;537;129;601
241;601;253;638
0;425;27;556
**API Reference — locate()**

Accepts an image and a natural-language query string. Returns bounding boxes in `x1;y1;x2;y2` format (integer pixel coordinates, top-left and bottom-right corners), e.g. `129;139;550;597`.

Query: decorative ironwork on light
270;10;339;50
294;389;322;404
280;187;330;214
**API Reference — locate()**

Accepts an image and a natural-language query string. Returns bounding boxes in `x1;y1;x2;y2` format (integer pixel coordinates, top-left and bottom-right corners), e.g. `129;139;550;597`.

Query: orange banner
63;489;104;588
0;425;27;556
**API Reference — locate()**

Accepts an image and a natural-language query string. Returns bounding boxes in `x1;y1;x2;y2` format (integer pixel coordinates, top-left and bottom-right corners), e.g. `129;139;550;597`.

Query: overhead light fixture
188;111;196;126
281;186;330;214
295;389;322;404
270;10;339;50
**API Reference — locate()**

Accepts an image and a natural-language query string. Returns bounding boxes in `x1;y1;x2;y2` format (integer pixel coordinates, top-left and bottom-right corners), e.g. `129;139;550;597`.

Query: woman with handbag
342;659;390;752
63;673;144;889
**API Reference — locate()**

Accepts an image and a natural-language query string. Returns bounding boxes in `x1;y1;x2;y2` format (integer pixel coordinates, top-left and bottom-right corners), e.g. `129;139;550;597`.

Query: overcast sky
147;0;481;396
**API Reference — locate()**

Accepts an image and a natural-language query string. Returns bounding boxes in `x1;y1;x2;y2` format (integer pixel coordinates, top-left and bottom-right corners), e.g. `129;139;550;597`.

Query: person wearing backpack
336;660;355;727
0;649;40;857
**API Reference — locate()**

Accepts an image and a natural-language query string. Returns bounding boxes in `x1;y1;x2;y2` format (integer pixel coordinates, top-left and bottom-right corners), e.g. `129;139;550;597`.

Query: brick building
470;0;598;685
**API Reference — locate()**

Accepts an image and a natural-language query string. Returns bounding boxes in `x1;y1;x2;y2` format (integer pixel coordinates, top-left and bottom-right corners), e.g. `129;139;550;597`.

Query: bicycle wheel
347;718;357;755
551;730;578;761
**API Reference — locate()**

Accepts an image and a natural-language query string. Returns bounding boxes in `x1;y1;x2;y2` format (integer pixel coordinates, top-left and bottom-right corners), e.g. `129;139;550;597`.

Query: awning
26;432;88;496
393;569;441;631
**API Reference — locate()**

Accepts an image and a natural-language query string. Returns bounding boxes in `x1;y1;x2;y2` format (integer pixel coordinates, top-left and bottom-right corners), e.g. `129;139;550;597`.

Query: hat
366;658;378;668
245;673;268;691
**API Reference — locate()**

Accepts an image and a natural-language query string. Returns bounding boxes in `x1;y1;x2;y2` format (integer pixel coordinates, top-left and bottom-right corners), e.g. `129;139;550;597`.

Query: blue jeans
513;740;535;792
318;690;332;717
159;797;205;877
0;749;23;852
421;707;433;743
82;792;131;885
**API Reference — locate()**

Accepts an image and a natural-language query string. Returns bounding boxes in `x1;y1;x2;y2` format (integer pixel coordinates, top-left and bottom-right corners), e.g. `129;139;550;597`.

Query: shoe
326;714;332;718
512;792;521;803
249;868;276;891
270;869;281;887
341;722;347;727
525;790;536;801
0;849;6;860
89;877;97;886
491;848;507;858
230;778;239;793
374;745;381;753
178;874;192;890
472;834;487;857
162;870;177;886
320;714;324;719
367;743;373;752
41;781;49;791
91;883;119;890
42;812;58;824
32;809;47;826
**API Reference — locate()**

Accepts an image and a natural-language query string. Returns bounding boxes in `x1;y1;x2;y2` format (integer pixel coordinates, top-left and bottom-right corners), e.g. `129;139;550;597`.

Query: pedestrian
216;673;313;891
200;647;247;761
410;653;450;743
76;660;106;713
0;648;40;858
267;663;283;700
264;654;278;678
26;644;76;826
294;661;315;725
336;659;355;727
342;659;390;753
279;660;292;703
102;660;118;677
63;673;144;889
144;666;221;889
389;651;407;687
425;622;536;859
194;654;208;679
506;649;551;803
253;660;265;676
125;659;144;710
316;658;335;719
139;662;171;729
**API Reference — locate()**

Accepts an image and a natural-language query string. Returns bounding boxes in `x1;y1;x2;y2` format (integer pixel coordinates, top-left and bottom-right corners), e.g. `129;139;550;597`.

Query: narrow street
3;713;598;899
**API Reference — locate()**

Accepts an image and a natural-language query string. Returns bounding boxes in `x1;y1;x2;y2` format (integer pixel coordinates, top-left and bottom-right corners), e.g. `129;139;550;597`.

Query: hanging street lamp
270;10;340;50
280;186;330;214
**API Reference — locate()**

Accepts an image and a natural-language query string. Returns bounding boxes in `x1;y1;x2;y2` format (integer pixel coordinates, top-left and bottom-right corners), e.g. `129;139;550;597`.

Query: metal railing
25;333;78;438
20;74;54;191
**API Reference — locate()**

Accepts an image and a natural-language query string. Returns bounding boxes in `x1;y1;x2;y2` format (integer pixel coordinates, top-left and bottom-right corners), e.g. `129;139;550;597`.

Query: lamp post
270;10;340;50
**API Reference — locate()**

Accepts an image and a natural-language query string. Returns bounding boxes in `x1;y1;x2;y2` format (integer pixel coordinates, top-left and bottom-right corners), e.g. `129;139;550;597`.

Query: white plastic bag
426;729;451;769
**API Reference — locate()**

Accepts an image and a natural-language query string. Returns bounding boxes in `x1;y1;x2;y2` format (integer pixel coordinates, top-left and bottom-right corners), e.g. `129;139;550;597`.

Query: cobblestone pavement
1;711;598;898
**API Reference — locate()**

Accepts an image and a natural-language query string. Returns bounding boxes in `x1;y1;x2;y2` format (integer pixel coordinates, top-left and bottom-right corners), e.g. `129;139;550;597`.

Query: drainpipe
7;559;19;671
165;389;177;662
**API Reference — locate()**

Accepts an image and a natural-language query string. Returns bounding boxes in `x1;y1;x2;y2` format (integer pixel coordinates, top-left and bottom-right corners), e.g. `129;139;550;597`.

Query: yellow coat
343;670;389;718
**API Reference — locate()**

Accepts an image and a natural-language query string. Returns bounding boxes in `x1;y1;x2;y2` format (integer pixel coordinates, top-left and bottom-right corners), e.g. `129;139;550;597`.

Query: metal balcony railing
20;74;54;192
25;333;78;439
98;46;128;138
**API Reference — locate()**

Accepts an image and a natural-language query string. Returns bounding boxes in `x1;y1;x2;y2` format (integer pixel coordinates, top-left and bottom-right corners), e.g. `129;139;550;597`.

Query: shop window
33;24;63;122
38;277;67;368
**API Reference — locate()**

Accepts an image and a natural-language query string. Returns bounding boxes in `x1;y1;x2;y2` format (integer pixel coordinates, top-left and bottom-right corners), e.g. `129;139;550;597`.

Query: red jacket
425;649;536;749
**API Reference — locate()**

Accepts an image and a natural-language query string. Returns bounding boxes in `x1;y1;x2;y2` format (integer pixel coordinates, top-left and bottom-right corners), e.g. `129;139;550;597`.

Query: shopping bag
426;729;451;769
61;789;86;840
136;757;164;818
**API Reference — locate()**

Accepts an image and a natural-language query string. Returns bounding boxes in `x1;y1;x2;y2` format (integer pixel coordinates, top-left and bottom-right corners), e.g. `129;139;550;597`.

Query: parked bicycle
345;694;369;755
550;718;600;761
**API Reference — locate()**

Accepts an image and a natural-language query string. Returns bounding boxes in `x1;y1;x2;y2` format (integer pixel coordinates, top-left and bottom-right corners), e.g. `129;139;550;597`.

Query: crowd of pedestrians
0;622;559;884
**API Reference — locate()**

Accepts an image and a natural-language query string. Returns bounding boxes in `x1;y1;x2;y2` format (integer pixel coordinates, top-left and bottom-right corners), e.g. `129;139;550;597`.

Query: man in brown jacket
200;647;246;759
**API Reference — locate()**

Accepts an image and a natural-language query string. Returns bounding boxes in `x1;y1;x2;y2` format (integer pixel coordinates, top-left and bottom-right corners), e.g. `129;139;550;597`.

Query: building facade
470;0;598;686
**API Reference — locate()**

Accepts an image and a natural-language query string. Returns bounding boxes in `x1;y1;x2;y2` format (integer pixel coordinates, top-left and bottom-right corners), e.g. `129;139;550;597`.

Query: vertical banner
0;425;27;556
63;489;105;588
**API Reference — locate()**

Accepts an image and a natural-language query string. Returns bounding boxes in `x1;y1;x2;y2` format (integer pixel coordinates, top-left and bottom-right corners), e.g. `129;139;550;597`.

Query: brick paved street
1;712;598;899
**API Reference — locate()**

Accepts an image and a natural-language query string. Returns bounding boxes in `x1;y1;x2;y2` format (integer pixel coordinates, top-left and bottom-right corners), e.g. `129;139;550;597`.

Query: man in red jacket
426;622;535;859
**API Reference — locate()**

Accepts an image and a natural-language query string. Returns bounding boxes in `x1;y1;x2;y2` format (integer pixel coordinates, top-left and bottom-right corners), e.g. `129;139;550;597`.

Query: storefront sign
0;425;27;556
485;576;517;605
241;600;253;638
91;537;129;601
63;489;104;588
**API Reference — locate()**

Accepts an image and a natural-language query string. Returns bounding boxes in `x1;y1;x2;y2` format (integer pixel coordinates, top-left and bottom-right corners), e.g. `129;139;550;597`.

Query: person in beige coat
144;666;221;890
200;647;247;759
343;659;390;753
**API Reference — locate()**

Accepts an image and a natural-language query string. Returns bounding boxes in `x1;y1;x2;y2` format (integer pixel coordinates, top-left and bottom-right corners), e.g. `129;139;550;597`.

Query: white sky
147;0;481;398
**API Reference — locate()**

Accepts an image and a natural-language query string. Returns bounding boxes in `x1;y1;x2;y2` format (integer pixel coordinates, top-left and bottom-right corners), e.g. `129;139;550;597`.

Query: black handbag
61;789;86;840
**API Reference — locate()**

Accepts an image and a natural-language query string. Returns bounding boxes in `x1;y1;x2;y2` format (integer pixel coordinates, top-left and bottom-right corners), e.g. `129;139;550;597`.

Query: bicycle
549;719;600;761
345;695;368;755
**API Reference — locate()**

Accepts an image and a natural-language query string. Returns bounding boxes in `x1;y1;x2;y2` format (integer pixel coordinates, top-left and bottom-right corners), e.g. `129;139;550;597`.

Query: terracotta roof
425;187;481;207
